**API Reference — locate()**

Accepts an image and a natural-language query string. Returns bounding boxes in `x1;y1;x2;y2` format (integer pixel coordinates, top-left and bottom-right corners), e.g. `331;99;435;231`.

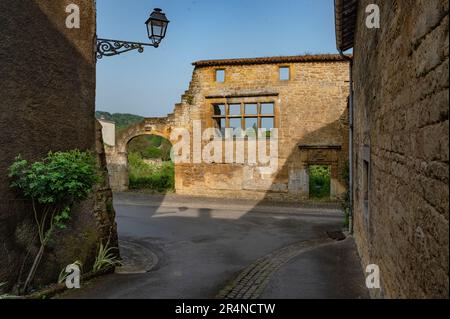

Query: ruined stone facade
0;0;116;291
336;0;449;298
108;55;350;201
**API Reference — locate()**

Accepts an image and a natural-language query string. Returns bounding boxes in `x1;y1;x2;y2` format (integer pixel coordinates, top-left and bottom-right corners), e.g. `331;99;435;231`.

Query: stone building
108;55;350;201
0;0;116;291
335;0;449;298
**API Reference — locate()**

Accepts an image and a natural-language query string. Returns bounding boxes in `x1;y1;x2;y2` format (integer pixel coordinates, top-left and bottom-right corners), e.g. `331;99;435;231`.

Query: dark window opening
363;159;369;214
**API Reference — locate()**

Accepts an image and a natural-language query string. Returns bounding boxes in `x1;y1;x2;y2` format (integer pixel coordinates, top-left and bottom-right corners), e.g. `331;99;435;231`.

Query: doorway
308;165;331;199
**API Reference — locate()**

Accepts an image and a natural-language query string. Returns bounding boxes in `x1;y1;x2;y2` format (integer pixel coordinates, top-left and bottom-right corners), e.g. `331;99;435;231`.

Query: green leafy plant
8;150;99;293
57;260;83;284
93;241;121;272
309;165;331;199
128;152;174;192
143;146;163;159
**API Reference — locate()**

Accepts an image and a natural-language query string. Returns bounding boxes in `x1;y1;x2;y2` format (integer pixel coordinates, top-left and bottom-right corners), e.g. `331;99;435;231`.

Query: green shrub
143;146;162;159
128;152;174;192
309;165;331;199
8;150;99;293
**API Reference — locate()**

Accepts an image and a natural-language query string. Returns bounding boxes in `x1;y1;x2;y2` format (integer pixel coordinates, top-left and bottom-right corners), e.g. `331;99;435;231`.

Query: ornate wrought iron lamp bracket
96;38;157;60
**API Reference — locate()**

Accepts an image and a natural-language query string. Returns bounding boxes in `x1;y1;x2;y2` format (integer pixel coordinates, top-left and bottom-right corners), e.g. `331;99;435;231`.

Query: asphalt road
60;193;368;299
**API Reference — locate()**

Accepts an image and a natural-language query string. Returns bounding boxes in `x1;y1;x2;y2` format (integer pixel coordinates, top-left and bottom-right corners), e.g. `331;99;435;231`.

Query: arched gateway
106;117;174;191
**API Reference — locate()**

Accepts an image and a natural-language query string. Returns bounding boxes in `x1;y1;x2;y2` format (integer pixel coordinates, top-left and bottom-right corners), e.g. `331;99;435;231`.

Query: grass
128;152;175;192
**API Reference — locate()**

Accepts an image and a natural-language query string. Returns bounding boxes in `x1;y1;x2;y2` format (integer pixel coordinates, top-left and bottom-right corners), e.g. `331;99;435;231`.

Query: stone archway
106;117;174;191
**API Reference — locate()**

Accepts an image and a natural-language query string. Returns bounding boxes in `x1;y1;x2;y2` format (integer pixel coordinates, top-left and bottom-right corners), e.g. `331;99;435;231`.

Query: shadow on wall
0;0;116;292
246;106;349;204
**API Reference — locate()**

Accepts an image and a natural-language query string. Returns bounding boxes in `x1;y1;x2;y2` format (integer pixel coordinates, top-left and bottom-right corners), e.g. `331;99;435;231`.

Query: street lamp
146;8;170;46
96;8;170;60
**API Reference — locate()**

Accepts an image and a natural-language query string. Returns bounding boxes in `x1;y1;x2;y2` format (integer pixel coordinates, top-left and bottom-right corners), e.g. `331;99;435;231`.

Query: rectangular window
229;118;242;131
245;103;257;115
212;102;275;138
213;104;226;116
279;66;290;80
215;69;225;83
261;103;274;115
261;117;274;137
363;159;369;214
244;117;258;137
214;118;226;135
363;145;371;216
228;104;241;116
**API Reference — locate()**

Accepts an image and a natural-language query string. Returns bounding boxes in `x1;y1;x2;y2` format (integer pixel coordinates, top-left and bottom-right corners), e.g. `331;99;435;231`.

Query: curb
24;266;115;299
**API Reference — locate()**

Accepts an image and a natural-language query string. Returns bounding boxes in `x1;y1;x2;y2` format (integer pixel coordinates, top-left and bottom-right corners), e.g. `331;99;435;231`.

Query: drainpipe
339;50;354;234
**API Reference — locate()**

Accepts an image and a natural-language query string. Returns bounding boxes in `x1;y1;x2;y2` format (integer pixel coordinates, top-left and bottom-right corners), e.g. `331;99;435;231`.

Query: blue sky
96;0;338;117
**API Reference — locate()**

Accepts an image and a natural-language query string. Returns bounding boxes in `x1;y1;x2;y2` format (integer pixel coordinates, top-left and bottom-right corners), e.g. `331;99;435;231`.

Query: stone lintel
205;92;279;99
298;144;342;150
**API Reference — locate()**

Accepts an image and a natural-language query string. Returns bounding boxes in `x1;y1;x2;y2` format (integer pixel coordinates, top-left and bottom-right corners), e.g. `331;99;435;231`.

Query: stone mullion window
241;103;245;130
212;102;275;137
257;103;262;130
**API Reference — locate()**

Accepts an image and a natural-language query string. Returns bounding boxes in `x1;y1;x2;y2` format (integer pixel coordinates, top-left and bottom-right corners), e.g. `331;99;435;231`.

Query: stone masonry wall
108;56;350;201
352;0;449;298
0;1;116;291
175;57;350;201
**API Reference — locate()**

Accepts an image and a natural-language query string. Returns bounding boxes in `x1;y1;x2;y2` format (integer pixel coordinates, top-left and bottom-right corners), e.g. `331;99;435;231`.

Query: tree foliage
95;111;144;132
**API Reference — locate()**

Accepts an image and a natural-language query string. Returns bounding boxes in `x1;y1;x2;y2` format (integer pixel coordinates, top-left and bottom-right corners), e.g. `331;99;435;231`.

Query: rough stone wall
175;58;350;201
352;0;449;298
0;1;116;291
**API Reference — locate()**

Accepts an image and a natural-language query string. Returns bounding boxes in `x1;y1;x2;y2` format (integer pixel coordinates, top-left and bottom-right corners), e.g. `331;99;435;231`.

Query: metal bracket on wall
96;38;157;60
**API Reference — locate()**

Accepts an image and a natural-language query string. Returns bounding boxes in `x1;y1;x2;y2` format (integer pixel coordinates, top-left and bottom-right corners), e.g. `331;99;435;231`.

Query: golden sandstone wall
174;55;350;201
352;0;449;298
110;55;350;202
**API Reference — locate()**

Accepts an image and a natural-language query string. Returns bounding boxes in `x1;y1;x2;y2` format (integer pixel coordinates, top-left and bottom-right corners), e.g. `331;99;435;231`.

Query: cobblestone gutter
216;238;335;299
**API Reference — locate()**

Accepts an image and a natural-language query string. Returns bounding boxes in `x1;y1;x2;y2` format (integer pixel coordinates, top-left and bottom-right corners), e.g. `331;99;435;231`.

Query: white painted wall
98;119;116;146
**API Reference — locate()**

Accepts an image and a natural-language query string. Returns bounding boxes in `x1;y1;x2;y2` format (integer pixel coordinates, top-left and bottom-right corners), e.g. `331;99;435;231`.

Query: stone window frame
278;65;291;81
215;69;226;83
212;101;276;138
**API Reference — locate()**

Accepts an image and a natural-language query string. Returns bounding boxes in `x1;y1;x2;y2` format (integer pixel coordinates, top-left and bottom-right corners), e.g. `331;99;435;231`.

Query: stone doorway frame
298;144;343;200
